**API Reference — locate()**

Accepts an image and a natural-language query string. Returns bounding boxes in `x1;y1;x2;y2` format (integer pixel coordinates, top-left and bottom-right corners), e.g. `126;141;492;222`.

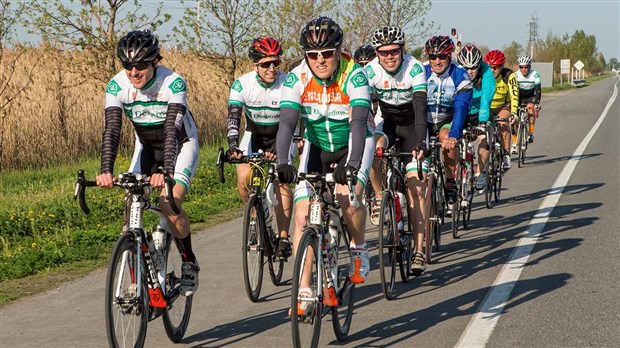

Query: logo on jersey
410;64;423;78
365;66;375;80
231;80;243;93
106;80;122;97
168;77;187;94
284;73;299;88
351;71;368;88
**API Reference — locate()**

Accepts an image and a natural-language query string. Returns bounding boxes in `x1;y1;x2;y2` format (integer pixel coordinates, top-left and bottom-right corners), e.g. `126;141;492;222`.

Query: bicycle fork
309;199;339;307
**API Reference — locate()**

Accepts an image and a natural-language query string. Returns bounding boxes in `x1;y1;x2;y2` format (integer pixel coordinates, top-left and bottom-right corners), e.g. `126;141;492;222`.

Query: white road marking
455;77;619;348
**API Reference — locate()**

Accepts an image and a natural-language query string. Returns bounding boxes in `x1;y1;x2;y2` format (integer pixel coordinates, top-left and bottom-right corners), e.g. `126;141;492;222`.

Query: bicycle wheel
399;188;413;283
291;227;321;348
485;148;494;209
494;147;503;202
266;204;285;286
331;226;355;341
462;159;474;229
378;191;397;300
105;233;148;348
452;161;462;239
242;194;265;302
424;176;438;264
162;234;193;342
520;121;528;166
517;122;525;168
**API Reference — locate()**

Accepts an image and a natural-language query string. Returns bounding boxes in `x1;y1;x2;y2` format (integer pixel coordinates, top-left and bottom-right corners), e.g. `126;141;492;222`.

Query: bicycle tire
424;176;437;264
378;191;397;300
105;233;148;348
162;234;193;343
517;122;525;168
331;225;355;341
291;226;322;348
452;160;462;239
399;187;413;283
494;147;503;202
520;121;528;166
266;204;284;286
462;158;474;229
485;150;493;209
242;194;265;302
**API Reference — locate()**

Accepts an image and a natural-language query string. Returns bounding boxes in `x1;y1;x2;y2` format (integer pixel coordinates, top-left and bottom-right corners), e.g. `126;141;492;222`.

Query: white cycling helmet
518;55;533;66
371;26;406;48
457;44;482;68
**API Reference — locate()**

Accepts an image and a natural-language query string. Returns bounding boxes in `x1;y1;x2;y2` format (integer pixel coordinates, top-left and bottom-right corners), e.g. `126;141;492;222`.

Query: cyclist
364;26;429;275
97;30;199;296
227;36;294;260
353;44;376;67
515;55;541;143
456;44;496;191
276;17;374;295
424;35;473;216
484;49;519;169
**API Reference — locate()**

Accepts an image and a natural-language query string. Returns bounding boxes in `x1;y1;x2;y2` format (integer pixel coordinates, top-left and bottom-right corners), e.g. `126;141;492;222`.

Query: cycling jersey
515;69;541;104
279;53;372;154
468;61;496;123
489;68;519;115
227;70;287;140
424;62;472;139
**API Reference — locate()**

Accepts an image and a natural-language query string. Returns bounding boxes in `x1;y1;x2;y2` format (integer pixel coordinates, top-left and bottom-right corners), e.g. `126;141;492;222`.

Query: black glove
415;142;431;158
226;145;241;159
333;165;357;185
277;164;296;184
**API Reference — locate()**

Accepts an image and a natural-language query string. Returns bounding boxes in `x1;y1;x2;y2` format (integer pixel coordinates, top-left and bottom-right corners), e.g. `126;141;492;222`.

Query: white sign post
573;60;585;86
560;59;570;85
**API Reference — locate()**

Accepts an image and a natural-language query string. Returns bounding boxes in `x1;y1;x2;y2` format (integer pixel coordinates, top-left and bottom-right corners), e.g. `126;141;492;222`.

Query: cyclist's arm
276;107;299;166
508;72;519;115
533;72;542;104
226;103;243;148
479;64;496;123
163;103;185;175
347;105;370;170
413;91;428;146
101;106;123;174
449;89;472;139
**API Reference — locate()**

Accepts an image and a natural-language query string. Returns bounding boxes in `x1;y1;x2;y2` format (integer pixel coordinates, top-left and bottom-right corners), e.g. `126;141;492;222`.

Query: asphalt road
1;76;618;348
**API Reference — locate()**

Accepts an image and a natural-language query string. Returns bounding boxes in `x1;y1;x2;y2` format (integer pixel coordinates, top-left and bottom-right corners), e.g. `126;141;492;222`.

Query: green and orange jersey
280;53;372;152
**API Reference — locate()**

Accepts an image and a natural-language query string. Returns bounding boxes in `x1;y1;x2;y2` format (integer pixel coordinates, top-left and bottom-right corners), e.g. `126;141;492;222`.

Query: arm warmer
227;104;242;147
164;103;186;174
413;91;428;146
101;107;123;174
448;89;473;139
347;105;369;170
534;84;541;104
276;107;299;166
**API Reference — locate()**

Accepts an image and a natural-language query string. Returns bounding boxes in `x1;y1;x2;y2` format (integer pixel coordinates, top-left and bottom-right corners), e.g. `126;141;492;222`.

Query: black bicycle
375;144;415;300
424;136;446;264
217;147;284;302
74;170;192;347
485;117;507;208
290;172;357;347
516;105;529;168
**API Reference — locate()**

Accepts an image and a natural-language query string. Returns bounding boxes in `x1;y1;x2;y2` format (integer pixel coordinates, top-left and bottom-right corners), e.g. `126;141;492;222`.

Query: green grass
542;74;613;93
0;142;242;306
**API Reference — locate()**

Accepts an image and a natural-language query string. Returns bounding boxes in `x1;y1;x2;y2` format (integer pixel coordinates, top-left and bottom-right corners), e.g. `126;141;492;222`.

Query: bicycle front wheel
494;148;503;202
331;226;355;341
266;204;285;286
162;234;193;342
452;162;462;239
291;226;322;348
378;191;397;300
243;194;265;302
105;233;148;348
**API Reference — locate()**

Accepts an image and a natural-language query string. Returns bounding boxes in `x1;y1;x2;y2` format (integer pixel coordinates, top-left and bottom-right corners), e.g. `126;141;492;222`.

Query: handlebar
296;172;359;208
74;169;180;215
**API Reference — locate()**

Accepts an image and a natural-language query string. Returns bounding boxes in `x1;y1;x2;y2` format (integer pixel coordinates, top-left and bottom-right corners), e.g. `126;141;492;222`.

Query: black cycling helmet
354;45;376;63
371;26;406;48
117;29;161;64
299;16;343;50
424;35;455;55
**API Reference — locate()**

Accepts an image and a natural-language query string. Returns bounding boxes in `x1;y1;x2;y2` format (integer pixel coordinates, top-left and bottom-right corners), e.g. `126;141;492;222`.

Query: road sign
560;59;570;74
574;60;585;71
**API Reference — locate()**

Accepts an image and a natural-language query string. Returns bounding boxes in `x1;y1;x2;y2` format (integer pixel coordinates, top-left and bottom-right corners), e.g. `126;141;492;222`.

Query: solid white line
455;76;619;348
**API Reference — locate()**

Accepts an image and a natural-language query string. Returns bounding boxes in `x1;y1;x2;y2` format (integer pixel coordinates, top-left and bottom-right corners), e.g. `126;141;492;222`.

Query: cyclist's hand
413;142;429;160
277;164;296;184
227;146;242;160
264;151;276;162
510;113;518;124
96;172;115;188
441;137;458;150
149;172;165;189
333;165;357;185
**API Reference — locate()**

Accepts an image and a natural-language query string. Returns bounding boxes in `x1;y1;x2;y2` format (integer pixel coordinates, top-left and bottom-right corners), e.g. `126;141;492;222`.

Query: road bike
516;105;530;168
290;172;357;347
374;143;415;300
485;117;507;208
424;136;446;264
216;147;285;302
74;170;192;347
452;126;479;237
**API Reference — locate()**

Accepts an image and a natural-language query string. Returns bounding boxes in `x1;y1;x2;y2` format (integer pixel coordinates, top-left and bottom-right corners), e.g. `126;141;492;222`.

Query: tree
608;57;619;71
173;0;267;87
502;41;523;68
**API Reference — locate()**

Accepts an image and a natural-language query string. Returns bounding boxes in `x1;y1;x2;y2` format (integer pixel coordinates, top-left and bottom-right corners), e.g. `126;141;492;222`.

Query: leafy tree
608;57;619;71
502;41;523;68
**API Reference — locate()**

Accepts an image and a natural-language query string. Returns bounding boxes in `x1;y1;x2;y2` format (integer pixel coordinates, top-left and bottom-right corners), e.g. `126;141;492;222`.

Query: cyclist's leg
439;126;458;203
527;101;536;141
496;107;512;168
369;118;394;225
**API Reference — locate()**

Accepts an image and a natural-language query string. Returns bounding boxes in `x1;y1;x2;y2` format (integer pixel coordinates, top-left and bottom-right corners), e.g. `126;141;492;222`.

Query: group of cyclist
95;17;542;311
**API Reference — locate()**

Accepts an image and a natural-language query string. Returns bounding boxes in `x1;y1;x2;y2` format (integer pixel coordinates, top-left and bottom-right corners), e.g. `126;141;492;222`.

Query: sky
426;0;620;60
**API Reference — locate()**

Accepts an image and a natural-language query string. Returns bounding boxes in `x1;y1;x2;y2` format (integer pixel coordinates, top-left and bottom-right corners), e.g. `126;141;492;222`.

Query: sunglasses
122;61;153;71
490;65;503;70
305;48;338;60
357;61;370;67
519;65;530;69
254;60;282;69
428;54;449;61
377;48;401;57
466;66;479;71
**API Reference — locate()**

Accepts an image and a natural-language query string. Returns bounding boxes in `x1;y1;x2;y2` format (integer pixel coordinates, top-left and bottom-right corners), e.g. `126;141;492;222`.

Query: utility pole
528;13;539;59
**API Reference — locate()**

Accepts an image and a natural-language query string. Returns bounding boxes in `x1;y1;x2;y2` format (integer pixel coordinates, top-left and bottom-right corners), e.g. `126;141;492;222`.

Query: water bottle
394;192;404;231
152;228;166;272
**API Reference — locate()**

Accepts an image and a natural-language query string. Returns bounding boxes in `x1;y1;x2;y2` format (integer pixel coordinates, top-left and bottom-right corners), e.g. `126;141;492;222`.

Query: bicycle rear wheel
266;205;285;286
378;191;397;300
452;161;462;239
331;226;355;341
399;188;413;283
105;233;148;348
162;234;193;342
462;160;474;229
242;194;265;302
291;226;321;348
494;147;503;202
424;176;439;264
